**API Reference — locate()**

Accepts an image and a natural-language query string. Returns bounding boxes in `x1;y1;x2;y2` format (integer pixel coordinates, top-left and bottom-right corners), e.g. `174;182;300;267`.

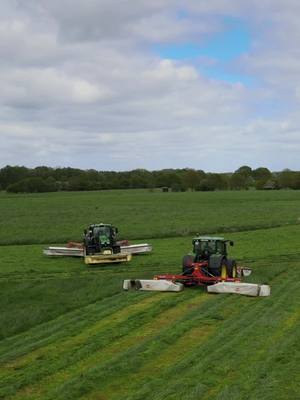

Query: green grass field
0;190;300;399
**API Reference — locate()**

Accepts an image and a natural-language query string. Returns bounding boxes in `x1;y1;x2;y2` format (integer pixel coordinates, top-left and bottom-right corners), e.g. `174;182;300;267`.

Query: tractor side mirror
230;241;234;246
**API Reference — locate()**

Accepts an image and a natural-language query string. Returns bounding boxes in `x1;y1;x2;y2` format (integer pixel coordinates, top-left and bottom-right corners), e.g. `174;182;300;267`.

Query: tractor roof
193;236;225;241
90;223;113;227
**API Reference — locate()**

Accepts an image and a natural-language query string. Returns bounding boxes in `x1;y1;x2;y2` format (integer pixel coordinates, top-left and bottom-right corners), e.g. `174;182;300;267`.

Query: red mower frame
154;261;241;287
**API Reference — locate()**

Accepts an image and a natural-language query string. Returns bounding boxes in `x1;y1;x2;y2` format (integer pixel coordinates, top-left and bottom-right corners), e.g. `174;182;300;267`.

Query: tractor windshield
93;226;111;245
194;239;226;255
98;226;111;236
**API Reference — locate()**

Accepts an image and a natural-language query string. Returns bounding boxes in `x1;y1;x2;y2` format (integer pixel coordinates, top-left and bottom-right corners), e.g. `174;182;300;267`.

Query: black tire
113;245;121;254
182;255;194;274
226;259;237;278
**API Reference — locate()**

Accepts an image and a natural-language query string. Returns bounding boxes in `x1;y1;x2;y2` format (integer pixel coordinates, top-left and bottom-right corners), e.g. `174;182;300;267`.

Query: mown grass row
95;264;300;400
1;253;298;400
0;189;299;245
3;259;297;400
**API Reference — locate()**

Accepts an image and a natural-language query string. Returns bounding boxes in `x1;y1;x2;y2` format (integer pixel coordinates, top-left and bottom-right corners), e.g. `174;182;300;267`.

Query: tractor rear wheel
226;259;237;278
182;255;194;274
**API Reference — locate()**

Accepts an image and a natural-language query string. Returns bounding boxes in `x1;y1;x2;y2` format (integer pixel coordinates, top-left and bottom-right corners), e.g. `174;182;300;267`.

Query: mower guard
85;253;132;265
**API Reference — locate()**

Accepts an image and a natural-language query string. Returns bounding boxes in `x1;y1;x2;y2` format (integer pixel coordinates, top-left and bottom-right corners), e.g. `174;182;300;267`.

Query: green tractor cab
83;223;120;255
183;236;237;278
192;236;234;260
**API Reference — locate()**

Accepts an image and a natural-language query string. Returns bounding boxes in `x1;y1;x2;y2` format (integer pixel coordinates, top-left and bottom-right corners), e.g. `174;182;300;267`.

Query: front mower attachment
43;243;152;258
85;253;132;265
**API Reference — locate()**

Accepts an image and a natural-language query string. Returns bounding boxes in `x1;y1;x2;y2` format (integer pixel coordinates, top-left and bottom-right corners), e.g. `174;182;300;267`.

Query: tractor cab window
199;241;214;254
98;227;111;245
206;241;215;252
98;226;110;236
215;241;225;254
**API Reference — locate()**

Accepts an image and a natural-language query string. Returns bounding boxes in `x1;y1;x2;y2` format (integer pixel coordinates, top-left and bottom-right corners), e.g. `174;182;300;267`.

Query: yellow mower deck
84;252;132;265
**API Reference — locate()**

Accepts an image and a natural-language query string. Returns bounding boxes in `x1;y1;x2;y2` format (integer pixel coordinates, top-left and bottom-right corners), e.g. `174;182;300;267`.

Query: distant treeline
1;165;300;193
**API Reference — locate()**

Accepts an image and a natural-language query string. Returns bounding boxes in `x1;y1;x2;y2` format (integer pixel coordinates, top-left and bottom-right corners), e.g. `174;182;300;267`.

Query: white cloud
0;0;299;171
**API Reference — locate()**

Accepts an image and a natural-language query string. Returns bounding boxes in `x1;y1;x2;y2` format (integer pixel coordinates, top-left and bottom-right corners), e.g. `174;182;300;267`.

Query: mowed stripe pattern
1;260;300;400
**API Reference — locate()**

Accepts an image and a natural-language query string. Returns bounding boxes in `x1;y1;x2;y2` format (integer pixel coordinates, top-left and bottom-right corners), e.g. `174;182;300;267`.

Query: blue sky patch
203;68;254;86
154;17;252;84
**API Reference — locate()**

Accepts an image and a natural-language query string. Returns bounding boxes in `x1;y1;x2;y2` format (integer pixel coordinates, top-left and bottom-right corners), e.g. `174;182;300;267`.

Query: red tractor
154;236;242;286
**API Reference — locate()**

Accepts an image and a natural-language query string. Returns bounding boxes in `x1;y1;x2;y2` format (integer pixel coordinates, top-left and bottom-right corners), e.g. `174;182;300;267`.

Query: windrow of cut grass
0;189;300;245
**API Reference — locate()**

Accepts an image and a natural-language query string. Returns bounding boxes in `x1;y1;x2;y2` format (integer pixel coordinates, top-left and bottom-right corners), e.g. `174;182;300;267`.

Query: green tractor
83;223;120;255
182;236;237;279
83;223;131;264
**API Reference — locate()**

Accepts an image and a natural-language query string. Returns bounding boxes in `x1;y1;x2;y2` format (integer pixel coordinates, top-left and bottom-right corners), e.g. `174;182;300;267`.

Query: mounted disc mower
154;236;244;286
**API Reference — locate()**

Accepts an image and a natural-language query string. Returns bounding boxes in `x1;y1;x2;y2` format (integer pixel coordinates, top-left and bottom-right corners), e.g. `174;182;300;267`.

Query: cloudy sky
1;0;299;171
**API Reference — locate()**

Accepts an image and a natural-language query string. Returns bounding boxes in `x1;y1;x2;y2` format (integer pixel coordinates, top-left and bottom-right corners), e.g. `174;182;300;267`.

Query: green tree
278;170;300;189
230;172;248;189
235;165;252;177
0;165;29;189
7;177;58;193
181;169;205;191
252;167;272;181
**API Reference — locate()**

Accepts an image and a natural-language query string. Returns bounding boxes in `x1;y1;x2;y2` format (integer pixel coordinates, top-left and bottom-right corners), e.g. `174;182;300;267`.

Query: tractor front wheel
182;255;194;274
226;260;237;278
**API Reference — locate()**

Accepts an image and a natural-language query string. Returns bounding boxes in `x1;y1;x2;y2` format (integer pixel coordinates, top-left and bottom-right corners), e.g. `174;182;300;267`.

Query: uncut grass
0;190;300;245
